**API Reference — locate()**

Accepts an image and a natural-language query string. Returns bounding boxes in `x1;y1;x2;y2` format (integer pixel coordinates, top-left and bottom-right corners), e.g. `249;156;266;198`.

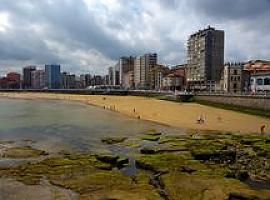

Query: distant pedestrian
133;108;136;114
137;115;141;119
260;125;266;135
197;115;202;124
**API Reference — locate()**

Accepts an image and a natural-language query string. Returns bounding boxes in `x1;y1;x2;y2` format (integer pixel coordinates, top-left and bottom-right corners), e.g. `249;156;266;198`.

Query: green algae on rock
2;146;48;159
0;154;162;200
101;137;127;145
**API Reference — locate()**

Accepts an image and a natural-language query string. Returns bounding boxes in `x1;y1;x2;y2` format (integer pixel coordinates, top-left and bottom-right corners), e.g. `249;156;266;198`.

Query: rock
135;160;156;172
228;192;261;200
140;147;159;154
141;135;160;141
191;149;236;163
3;146;48;159
95;154;119;164
144;129;162;136
101;137;127;145
180;165;196;174
116;157;129;168
235;171;250;181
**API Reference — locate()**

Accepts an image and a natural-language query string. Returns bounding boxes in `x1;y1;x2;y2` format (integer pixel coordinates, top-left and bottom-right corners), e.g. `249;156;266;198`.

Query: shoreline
0;92;269;134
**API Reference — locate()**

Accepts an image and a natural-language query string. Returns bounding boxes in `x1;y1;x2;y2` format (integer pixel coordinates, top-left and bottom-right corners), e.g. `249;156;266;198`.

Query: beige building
134;53;157;89
162;74;184;91
187;26;224;90
149;64;170;90
134;56;141;89
223;62;249;93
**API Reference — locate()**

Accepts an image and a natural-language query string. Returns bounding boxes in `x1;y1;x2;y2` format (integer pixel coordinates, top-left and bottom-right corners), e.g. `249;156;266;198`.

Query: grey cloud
187;0;270;20
0;0;269;75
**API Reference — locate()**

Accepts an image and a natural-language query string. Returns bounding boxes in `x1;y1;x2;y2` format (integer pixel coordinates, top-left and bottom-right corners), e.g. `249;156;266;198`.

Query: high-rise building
31;70;45;89
134;56;141;89
114;62;120;86
45;64;61;89
108;67;114;85
119;56;135;87
23;66;36;89
61;72;76;89
134;53;157;89
187;26;224;89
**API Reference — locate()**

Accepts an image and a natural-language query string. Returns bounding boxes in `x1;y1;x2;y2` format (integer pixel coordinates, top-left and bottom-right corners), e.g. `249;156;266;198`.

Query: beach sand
0;92;269;134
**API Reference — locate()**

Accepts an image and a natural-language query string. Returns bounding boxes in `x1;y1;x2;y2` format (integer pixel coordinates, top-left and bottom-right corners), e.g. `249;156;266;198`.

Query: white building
250;72;270;92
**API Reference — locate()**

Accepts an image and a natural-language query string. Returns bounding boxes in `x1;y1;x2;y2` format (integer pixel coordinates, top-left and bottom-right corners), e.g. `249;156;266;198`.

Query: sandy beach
0;92;269;134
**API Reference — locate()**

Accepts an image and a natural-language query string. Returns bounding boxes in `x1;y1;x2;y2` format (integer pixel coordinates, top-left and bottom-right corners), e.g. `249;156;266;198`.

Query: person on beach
197;114;205;124
260;125;266;135
133;108;136;114
197;115;202;124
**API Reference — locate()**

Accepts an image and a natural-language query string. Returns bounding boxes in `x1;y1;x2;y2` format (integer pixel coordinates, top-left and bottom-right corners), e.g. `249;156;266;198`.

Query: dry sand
0;92;269;134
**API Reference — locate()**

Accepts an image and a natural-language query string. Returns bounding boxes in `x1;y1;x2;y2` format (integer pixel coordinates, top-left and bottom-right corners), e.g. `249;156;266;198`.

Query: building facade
222;63;249;93
250;72;270;93
133;53;157;89
0;72;21;89
187;26;224;90
162;74;184;91
45;65;61;89
31;70;45;89
108;67;114;86
134;56;141;89
114;62;120;86
119;56;135;88
149;64;170;90
23;66;36;89
61;72;76;89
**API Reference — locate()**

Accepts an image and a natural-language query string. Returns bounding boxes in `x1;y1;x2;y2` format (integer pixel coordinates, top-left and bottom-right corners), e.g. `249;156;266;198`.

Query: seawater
0;98;182;153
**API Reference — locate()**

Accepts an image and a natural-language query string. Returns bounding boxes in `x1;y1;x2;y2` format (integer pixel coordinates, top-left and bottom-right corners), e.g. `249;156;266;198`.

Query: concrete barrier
195;94;270;111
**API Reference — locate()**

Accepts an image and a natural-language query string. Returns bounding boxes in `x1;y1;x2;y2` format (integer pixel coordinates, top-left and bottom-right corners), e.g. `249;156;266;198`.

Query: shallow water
0;98;182;153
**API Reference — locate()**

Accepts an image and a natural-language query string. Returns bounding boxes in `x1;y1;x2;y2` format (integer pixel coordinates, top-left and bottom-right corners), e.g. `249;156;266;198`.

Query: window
234;70;237;75
257;78;263;85
233;83;237;89
264;78;270;85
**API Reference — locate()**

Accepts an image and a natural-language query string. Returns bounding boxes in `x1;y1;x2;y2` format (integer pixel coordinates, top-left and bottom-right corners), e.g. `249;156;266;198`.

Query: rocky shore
0;130;270;200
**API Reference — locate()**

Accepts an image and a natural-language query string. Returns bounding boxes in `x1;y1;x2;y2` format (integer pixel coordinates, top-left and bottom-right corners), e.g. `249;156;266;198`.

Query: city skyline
0;0;270;75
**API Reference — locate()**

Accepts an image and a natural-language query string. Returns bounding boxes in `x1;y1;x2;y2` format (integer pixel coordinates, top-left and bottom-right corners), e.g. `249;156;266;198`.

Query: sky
0;0;270;75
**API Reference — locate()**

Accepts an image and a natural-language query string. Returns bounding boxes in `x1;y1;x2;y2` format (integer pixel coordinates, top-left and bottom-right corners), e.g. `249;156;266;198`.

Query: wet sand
0;92;269;134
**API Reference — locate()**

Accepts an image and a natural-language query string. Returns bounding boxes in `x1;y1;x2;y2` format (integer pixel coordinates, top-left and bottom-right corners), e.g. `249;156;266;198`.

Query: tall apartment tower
114;62;120;86
119;56;135;87
108;67;114;85
134;56;141;89
23;66;36;89
134;53;157;89
187;26;224;88
45;64;61;89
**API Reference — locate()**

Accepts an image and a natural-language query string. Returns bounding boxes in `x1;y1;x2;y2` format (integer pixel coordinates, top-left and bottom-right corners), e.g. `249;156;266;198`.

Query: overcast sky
0;0;270;75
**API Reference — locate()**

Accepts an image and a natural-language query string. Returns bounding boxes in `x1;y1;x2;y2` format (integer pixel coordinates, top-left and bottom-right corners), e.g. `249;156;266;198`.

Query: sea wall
195;94;270;111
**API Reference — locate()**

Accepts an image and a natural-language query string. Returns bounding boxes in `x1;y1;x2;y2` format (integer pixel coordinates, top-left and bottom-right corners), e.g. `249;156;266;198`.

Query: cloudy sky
0;0;270;75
